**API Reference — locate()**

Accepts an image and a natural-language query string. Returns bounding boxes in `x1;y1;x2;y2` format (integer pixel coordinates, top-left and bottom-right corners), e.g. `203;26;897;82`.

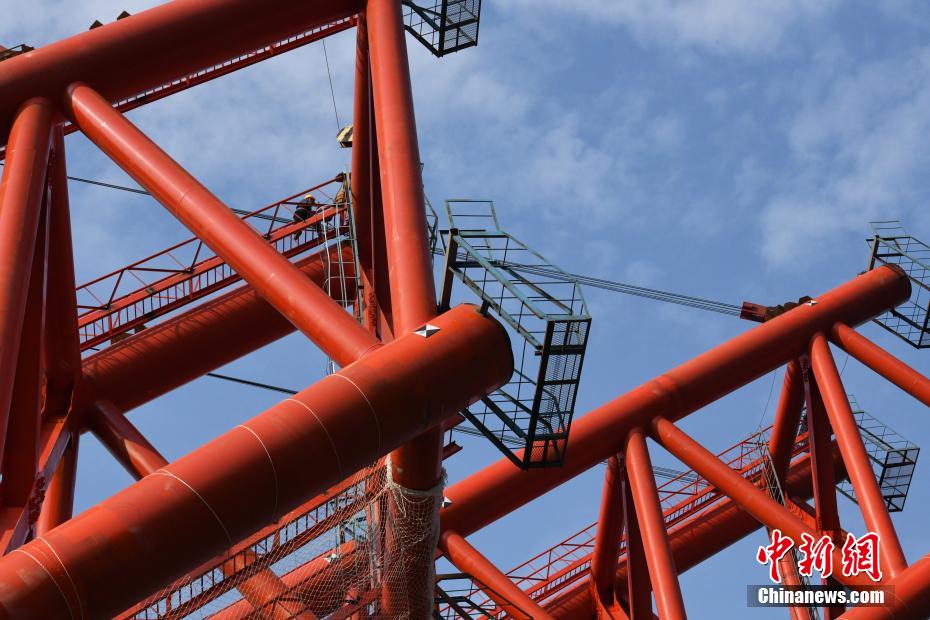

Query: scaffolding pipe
0;304;511;619
440;266;910;540
809;333;907;578
439;531;555;620
0;98;52;470
65;83;379;368
625;428;686;620
831;322;930;408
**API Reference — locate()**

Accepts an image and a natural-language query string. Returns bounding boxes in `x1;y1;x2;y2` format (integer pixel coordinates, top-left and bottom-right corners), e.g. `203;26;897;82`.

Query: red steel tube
366;0;437;332
439;531;555;620
545;447;846;616
367;1;443;613
767;359;805;485
0;98;52;466
803;366;841;536
0;304;511;619
2;200;48;507
87;401;169;480
80;246;355;416
0;0;359;143
43;125;81;420
441;266;910;540
589;455;625;606
831;322;930;408
623;473;652;620
625;429;686;620
809;333;907;578
34;432;79;537
350;11;376;312
649;417;869;588
64;83;379;368
839;554;930;620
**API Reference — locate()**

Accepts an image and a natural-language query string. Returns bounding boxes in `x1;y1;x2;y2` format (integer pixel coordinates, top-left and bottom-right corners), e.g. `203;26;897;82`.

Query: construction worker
293;194;320;239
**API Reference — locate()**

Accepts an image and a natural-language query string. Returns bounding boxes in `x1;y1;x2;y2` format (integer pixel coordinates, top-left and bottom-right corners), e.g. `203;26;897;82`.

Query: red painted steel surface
2;2;929;617
0;304;512;618
625;429;686;619
0;0;360;141
810;333;907;577
0;98;52;473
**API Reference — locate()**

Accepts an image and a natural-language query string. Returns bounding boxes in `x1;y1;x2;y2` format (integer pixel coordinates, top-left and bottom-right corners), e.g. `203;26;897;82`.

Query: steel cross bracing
2;2;930;620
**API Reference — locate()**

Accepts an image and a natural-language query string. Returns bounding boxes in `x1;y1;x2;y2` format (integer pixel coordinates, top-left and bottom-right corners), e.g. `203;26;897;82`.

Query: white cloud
760;48;930;264
505;0;836;55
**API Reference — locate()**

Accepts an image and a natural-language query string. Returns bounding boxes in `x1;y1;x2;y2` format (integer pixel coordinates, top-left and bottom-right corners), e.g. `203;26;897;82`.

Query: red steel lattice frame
0;1;928;619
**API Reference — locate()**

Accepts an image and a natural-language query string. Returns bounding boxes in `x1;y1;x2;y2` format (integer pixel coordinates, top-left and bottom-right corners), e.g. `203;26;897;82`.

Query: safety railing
76;176;350;350
867;220;930;348
489;425;807;610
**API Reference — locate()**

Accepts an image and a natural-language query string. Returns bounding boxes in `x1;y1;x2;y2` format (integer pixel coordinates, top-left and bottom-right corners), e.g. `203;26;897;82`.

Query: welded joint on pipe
285;398;345;478
331;374;382;452
153;470;233;547
11;546;83;620
236;424;279;522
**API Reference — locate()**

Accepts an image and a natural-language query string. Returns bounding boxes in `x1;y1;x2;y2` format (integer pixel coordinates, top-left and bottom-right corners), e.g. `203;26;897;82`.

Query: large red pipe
810;333;907;578
80;246;354;415
43;125;81;421
0;0;359;144
0;98;52;468
366;0;436;333
0;304;511;619
65;83;379;368
440;266;910;539
767;359;804;485
830;322;930;407
840;554;930;620
625;429;686;620
2;197;48;507
439;530;555;620
367;1;443;614
589;455;625;606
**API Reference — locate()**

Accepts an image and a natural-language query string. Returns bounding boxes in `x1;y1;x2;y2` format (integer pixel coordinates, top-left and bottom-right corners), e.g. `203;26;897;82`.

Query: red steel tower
0;1;929;618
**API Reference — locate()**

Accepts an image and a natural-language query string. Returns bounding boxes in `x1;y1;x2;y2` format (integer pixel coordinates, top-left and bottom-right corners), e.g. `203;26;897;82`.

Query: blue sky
5;1;930;617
